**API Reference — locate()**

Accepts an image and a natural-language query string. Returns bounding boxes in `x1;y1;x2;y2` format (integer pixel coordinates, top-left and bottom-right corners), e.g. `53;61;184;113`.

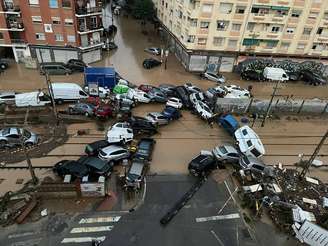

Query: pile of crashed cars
237;58;327;86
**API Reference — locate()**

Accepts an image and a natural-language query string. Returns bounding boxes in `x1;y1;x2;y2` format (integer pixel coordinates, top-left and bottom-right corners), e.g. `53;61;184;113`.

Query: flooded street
0;15;327;195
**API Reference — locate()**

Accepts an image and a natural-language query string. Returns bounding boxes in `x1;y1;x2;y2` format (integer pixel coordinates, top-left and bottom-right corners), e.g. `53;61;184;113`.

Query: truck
84;67;117;95
51;83;88;104
15;91;51;107
263;67;289;81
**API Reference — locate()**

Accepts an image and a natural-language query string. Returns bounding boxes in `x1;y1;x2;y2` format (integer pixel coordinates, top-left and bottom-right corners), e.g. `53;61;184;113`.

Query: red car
138;84;157;93
94;105;113;118
86;96;101;106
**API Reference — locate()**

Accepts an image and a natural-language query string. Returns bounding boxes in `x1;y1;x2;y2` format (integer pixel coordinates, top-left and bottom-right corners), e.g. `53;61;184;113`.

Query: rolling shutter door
82;49;101;64
53;50;78;63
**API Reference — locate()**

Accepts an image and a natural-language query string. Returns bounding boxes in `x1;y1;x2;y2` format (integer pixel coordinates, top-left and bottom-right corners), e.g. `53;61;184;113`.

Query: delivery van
51;83;88;104
15;91;51;107
263;67;289;81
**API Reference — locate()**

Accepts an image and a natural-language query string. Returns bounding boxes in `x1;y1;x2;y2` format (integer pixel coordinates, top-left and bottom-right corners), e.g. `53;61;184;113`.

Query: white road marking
61;236;106;244
79;216;121;224
70;226;113;233
196;213;240;223
10;237;42;246
210;230;225;246
8;231;38;239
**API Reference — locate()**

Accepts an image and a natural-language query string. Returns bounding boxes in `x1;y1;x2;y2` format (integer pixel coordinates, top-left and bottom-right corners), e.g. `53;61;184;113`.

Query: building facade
0;0;103;64
156;0;328;72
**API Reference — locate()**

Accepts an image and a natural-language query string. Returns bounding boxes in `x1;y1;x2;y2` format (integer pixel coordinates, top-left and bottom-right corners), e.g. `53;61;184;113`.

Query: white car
212;145;240;164
205;87;226;99
0;91;16;105
202;72;225;83
144;47;161;55
189;92;205;105
195;101;213;119
145;112;169;126
166;97;183;109
107;122;134;144
131;89;151;103
183;83;202;94
224;85;250;99
98;145;130;161
84;86;110;98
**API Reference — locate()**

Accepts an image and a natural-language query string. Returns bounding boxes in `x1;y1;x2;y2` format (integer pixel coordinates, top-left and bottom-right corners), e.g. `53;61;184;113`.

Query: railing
80;39;102;48
2;3;20;12
75;6;102;15
7;22;24;29
11;38;26;44
78;23;103;32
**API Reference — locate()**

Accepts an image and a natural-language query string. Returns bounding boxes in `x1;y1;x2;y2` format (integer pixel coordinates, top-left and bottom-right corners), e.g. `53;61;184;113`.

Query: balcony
79;40;103;50
75;6;102;17
0;21;24;31
0;2;20;14
77;23;103;34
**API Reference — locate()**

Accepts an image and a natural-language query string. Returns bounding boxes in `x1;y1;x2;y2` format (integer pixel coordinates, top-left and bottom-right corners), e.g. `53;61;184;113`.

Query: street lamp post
20;134;38;185
164;49;169;70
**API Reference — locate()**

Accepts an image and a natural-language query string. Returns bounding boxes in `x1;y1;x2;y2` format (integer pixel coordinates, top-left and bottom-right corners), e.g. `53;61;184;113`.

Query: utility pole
39;50;58;124
300;130;328;178
261;80;280;127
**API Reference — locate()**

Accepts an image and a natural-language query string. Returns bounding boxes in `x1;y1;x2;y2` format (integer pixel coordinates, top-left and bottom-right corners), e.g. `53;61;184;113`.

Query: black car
143;58;162;69
134;138;156;161
148;88;167;103
162;106;181;120
175;86;193;109
286;71;301;81
66;59;87;72
85;140;111;156
53;160;89;178
188;153;218;177
0;59;8;70
128;116;158;135
78;156;113;175
158;84;176;97
241;70;265;81
300;70;327;86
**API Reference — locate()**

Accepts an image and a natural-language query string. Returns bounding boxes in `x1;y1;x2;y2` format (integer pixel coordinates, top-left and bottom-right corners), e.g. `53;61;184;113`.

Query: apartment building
156;0;328;72
0;0;104;64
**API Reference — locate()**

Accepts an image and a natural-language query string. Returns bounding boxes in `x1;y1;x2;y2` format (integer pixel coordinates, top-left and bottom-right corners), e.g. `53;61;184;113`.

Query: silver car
212;145;240;164
98;145;130;161
0;91;16;105
145;112;169;126
0;127;39;147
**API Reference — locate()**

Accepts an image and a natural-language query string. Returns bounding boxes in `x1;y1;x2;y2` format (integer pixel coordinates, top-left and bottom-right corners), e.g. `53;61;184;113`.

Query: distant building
0;0;103;64
155;0;328;72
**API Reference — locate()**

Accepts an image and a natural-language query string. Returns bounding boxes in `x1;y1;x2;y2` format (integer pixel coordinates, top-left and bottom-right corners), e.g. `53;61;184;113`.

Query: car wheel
0;140;7;146
0;64;6;70
25;142;33;148
68;108;73;114
85;112;89;117
56;99;63;105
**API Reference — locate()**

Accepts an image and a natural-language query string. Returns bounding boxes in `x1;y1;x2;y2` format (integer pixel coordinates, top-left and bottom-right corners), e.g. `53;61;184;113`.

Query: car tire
68;108;73;114
25;142;33;148
0;64;6;70
0;140;7;146
85;112;89;117
56;99;63;105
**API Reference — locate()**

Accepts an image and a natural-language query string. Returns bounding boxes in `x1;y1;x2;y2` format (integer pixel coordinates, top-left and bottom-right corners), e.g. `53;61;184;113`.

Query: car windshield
99;150;107;156
219;146;228;154
243;156;250;165
250;148;262;158
2;128;10;135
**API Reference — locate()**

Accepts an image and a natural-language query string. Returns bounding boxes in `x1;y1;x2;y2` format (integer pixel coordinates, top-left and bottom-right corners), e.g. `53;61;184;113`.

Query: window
197;38;207;45
250;149;261;158
312;43;325;51
302;28;312;35
64;19;73;25
297;43;305;49
200;21;209;29
67;35;76;42
29;0;39;5
265;41;277;49
280;42;290;49
271;26;280;33
317;27;323;35
35;33;45;40
324;12;328;20
217;20;229;31
219;3;233;14
213;37;225;46
32;16;42;24
246;140;252;147
242;129;248;135
228;39;237;48
49;0;58;8
247;23;255;31
235;6;246;14
187;35;195;43
62;0;71;8
251;7;269;15
190;18;197;27
55;34;64;41
291;9;301;17
0;33;3;39
286;28;294;34
309;11;318;19
232;23;241;31
52;17;61;25
44;24;53;33
178;10;182;19
202;4;213;13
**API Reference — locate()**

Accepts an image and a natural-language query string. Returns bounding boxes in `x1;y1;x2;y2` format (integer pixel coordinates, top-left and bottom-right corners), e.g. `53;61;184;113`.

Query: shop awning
243;38;260;46
252;5;271;9
271;6;290;11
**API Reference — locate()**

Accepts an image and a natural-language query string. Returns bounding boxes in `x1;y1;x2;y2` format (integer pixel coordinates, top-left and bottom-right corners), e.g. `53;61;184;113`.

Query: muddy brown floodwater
0;16;328;100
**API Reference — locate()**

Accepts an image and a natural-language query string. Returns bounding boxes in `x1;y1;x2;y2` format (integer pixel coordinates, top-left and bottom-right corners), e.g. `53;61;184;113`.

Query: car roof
102;145;125;153
129;161;144;175
0;91;15;96
78;156;107;169
88;140;110;149
149;112;163;117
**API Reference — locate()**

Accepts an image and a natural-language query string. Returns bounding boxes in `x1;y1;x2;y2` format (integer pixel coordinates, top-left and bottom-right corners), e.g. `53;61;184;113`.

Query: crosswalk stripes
61;215;122;244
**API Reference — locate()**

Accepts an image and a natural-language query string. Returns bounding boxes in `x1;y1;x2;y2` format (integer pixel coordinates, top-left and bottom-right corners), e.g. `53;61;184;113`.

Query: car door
6;133;21;145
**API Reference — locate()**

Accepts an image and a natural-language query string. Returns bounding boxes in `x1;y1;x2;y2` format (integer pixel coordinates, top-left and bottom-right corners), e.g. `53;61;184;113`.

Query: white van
15;91;51;107
51;83;88;104
263;67;289;81
234;125;265;158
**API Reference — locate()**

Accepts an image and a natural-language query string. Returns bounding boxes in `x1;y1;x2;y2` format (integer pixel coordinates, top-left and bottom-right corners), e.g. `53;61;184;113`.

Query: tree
132;0;154;22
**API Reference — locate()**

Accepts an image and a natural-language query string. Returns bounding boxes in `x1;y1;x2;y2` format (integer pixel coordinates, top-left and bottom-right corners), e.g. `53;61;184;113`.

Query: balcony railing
75;6;102;16
78;23;103;33
80;39;103;49
7;22;24;29
2;3;20;12
11;38;26;44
